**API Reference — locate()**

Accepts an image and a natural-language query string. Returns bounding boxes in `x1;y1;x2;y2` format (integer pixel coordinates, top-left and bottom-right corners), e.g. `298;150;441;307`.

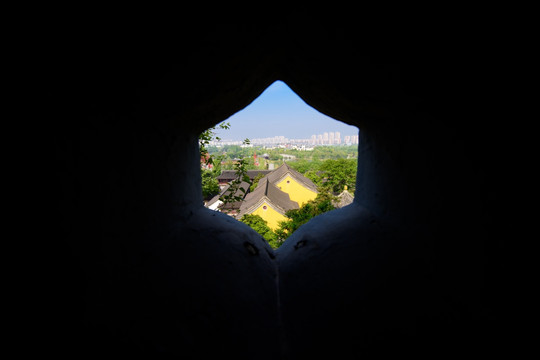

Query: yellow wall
251;201;288;230
276;175;317;207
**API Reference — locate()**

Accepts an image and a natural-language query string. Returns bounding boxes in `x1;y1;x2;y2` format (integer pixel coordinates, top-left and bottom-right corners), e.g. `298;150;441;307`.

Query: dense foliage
239;214;280;248
207;144;358;169
200;122;252;205
201;170;220;200
273;193;336;245
200;122;228;201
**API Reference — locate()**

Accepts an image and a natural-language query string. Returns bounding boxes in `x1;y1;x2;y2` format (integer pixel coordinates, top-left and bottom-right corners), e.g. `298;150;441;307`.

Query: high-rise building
323;132;329;144
329;132;334;145
335;132;341;145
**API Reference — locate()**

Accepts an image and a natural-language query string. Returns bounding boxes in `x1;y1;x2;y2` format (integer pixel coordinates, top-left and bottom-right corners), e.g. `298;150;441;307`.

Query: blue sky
213;81;358;141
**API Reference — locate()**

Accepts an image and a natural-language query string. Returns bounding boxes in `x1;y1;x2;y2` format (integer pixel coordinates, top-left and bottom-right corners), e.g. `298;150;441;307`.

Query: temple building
260;162;318;206
238;179;299;230
238;163;318;229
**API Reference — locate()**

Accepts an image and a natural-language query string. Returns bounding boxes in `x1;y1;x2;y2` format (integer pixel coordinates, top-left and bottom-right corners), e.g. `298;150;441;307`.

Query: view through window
200;81;359;248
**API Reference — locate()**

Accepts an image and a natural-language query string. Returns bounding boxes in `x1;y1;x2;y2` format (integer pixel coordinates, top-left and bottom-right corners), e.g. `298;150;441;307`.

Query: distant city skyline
212;81;359;141
210;131;359;147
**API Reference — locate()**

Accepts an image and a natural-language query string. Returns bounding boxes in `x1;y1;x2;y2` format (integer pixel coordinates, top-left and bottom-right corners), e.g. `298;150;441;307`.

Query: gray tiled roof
257;162;318;193
216;170;236;181
206;181;250;209
238;179;299;218
333;189;355;208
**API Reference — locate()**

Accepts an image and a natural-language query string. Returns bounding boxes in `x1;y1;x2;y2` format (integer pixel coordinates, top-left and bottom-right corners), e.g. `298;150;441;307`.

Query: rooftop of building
238;179;299;218
258;162;318;193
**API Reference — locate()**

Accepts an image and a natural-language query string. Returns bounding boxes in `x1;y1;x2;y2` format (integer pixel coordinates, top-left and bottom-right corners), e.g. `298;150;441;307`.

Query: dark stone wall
54;21;509;358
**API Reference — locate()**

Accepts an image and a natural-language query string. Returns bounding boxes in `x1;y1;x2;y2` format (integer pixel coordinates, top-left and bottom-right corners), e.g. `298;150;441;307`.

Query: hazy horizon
213;81;359;141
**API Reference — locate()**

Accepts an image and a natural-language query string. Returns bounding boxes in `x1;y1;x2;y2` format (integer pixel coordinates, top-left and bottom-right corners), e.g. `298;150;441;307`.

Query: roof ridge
265;178;270;196
273;163;318;193
238;177;300;217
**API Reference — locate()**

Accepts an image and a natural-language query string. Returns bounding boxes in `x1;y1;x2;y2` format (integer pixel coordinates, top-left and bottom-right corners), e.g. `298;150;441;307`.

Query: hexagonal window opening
200;81;359;249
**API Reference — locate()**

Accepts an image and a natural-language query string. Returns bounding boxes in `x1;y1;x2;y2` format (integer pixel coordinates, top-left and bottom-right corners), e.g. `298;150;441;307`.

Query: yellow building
269;163;318;206
238;179;299;230
238;163;318;229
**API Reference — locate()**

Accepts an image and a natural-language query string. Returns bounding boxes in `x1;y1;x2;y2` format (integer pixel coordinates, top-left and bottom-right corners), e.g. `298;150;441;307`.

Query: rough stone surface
53;19;510;358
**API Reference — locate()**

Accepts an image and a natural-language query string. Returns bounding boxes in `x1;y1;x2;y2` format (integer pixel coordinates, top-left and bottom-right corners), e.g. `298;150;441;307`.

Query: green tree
201;169;220;200
240;214;279;247
199;122;230;165
319;158;357;194
219;157;251;209
200;122;230;202
304;170;323;189
288;158;357;194
199;122;251;210
250;172;266;192
287;159;322;174
274;193;336;244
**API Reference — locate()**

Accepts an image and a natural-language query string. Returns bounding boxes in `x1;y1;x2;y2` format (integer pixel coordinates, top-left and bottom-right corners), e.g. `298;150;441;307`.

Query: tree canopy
274;193;336;244
239;214;280;248
318;158;357;194
288;158;356;194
